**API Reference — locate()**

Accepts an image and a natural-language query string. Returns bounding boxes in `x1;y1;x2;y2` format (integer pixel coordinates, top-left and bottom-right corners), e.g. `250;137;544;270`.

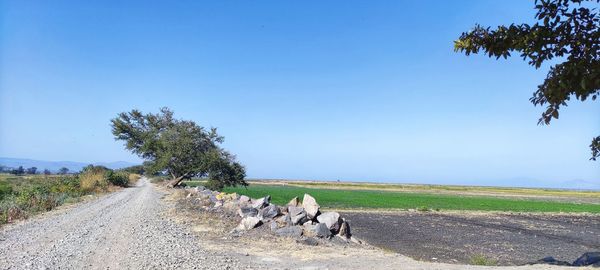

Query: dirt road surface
0;178;243;269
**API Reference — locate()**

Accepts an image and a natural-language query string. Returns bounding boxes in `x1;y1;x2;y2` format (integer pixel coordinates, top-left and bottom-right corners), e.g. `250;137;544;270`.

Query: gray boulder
288;206;308;225
299;237;319;246
313;223;332;238
275;226;303;238
258;204;280;220
533;257;571;266
288;206;304;217
302;194;319;219
316;211;341;231
238;216;262;230
291;213;308;225
338;218;351;238
251;195;271;209
238;207;258;218
573;252;600;266
275;213;292;227
270;221;278;231
302;223;317;237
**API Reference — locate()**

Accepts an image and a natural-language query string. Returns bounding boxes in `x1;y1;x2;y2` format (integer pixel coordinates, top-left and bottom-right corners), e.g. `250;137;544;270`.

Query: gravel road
0;178;243;269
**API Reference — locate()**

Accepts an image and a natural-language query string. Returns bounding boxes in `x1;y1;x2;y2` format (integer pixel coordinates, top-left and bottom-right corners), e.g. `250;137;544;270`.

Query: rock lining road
0;178;242;269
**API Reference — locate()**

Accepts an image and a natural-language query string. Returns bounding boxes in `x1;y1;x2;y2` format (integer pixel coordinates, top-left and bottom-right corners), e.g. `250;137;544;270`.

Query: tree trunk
166;175;186;188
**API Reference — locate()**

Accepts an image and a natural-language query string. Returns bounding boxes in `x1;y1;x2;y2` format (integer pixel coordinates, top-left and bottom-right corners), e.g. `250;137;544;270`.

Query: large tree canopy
454;0;599;160
111;107;247;189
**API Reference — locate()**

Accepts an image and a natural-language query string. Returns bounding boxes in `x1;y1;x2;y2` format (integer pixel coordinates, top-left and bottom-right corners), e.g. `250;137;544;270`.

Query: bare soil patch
342;211;600;266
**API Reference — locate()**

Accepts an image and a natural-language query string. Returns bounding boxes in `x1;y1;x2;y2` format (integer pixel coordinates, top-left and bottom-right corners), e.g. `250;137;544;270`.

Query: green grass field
222;184;600;213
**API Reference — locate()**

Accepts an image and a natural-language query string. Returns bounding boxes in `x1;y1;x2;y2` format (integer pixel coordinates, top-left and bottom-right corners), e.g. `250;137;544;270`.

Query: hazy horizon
1;1;598;189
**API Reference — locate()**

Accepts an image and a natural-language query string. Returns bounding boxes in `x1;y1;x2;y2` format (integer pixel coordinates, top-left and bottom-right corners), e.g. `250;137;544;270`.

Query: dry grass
128;174;141;186
79;171;109;192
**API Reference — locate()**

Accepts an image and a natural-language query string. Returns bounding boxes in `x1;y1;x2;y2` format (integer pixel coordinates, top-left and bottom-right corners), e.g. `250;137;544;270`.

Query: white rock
302;194;319;219
316;211;341;231
238;216;261;230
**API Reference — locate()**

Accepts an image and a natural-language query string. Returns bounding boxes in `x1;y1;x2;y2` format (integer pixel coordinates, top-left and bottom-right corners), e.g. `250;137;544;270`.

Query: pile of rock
184;186;357;243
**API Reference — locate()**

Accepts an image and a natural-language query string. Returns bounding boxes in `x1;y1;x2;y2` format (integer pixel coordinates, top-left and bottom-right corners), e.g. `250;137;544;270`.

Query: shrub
0;182;12;201
106;171;129;187
416;206;430;212
470;254;498;266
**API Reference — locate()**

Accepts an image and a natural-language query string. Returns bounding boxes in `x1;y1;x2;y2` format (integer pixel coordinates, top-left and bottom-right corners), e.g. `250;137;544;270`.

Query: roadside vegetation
223;184;600;213
0;166;140;225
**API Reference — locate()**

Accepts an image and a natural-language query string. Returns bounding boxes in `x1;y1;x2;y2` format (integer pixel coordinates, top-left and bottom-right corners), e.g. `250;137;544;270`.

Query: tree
111;107;247;189
58;167;69;175
43;169;52;175
120;165;145;175
26;167;37;175
454;0;600;160
11;166;25;175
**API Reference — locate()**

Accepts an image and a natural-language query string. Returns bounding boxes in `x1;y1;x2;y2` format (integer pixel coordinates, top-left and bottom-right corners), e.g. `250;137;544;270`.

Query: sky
1;1;598;188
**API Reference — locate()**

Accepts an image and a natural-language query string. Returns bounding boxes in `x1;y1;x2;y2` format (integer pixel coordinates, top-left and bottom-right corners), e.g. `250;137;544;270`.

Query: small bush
0;182;12;200
106;171;129;187
470;254;498;266
416;206;430;212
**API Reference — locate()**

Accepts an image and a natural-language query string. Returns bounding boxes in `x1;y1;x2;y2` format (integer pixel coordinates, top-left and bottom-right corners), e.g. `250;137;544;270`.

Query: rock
238;207;258;218
217;192;238;201
532;257;571;266
200;190;213;196
251;195;271;209
223;201;238;212
258;204;280;220
573;252;600;266
270;221;278;231
209;195;221;203
287;197;300;207
288;206;304;217
275;226;303;238
316;211;341;232
288;206;308;225
302;223;317;237
338;218;351;238
238;216;261;230
194;186;206;192
213;200;223;208
291;213;308;225
196;197;211;207
298;237;319;246
349;236;362;245
302;194;320;219
239;195;250;203
312;223;332;238
275;213;292;227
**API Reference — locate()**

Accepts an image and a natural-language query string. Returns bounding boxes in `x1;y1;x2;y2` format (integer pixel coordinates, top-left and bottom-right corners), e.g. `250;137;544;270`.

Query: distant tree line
0;165;70;175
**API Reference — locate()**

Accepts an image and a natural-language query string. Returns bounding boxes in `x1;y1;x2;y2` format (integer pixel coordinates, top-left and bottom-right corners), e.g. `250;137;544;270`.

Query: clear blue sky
1;1;598;188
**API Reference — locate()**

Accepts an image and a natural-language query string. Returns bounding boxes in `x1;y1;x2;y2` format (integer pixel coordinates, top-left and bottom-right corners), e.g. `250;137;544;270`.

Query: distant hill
0;157;138;173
